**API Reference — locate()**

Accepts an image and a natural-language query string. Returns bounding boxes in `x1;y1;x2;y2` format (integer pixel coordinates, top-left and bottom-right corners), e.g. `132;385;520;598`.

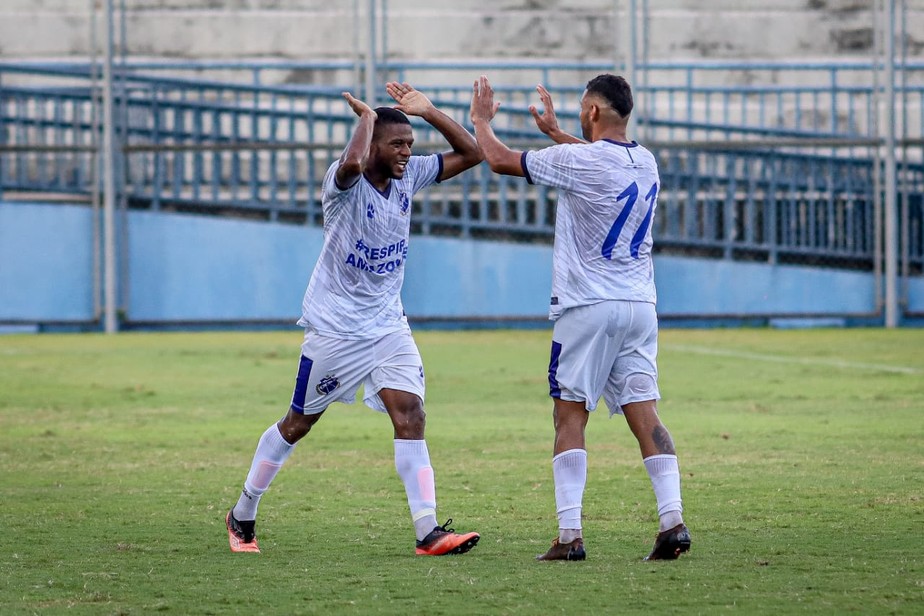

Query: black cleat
644;523;691;561
536;537;586;561
226;509;260;553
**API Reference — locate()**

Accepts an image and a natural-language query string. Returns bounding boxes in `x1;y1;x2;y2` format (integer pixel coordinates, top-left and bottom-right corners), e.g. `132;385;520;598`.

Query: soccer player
470;75;690;561
225;82;482;556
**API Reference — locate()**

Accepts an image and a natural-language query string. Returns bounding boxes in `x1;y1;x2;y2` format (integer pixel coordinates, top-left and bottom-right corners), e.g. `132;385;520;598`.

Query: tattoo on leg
652;426;675;455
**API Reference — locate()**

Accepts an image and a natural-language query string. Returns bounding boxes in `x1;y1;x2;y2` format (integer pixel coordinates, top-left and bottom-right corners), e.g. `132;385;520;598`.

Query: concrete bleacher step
1;1;919;74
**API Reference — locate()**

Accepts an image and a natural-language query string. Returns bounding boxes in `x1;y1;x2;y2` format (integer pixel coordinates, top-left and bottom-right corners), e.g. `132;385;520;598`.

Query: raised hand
470;75;501;124
529;84;561;136
386;82;433;116
342;91;376;119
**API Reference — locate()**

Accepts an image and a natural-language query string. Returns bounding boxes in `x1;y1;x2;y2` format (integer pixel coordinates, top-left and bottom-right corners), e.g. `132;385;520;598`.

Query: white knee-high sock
394;439;438;541
233;424;295;521
553;449;587;542
644;454;684;531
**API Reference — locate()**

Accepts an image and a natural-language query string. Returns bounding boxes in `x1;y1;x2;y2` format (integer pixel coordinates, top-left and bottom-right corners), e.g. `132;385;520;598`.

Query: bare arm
386;81;482;181
335;92;377;189
469;75;524;177
529;84;585;145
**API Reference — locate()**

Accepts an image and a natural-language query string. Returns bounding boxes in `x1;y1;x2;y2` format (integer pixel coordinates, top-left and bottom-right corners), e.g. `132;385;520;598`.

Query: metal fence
1;60;923;277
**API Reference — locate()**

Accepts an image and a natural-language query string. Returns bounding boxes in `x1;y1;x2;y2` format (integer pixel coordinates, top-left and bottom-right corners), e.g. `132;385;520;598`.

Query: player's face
371;123;414;179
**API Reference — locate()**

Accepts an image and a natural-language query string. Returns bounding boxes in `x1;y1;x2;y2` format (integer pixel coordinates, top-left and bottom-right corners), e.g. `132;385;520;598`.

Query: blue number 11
601;182;658;260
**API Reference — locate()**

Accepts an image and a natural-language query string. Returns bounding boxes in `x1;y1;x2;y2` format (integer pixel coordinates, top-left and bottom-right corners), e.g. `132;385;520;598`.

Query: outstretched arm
386;81;482;181
336;92;377;189
470;75;524;177
529;84;585;145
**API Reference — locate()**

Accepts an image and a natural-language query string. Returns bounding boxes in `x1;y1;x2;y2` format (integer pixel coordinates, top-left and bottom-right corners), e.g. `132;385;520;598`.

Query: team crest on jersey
366;203;375;219
399;192;410;215
316;374;340;395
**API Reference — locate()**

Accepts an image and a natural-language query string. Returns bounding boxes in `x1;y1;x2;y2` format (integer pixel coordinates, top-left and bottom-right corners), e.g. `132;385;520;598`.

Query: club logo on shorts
316;374;340;395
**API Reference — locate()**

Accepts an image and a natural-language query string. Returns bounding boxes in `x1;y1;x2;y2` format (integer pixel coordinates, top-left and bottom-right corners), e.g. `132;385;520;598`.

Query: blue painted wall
128;211;317;322
0;202;96;321
2;202;920;327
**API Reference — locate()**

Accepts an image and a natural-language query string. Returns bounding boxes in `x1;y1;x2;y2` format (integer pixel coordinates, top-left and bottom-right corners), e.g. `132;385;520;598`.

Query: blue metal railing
1;60;922;272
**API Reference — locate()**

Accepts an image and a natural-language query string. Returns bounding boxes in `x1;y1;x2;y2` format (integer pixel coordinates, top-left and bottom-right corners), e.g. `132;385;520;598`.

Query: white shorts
548;300;660;416
289;328;425;415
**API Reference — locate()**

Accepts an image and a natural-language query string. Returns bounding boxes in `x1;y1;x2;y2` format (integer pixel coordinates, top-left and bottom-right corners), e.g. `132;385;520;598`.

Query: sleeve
522;144;578;192
320;159;357;218
405;154;443;194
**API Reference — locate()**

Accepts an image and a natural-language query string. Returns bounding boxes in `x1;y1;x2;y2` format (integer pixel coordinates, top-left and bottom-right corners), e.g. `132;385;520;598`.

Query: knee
277;409;322;443
552;401;588;434
392;402;426;439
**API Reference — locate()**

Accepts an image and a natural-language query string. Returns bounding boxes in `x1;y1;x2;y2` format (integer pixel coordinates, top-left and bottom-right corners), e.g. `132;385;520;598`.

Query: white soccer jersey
298;154;443;338
522;139;660;319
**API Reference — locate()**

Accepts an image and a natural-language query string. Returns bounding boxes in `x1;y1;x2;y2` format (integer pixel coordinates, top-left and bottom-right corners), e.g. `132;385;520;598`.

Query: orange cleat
226;509;261;553
415;519;480;556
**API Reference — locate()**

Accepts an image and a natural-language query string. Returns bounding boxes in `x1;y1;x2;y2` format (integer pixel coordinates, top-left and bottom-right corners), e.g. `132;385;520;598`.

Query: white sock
644;454;684;531
233;424;295;521
394;439;438;541
553;449;587;541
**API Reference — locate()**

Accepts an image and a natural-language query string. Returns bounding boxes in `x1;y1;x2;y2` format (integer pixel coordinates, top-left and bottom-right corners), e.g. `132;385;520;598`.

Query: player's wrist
417;104;439;120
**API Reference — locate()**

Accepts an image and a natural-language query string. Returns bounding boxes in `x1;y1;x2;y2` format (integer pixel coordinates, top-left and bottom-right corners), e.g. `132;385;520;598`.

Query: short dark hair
373;106;411;128
585;74;633;118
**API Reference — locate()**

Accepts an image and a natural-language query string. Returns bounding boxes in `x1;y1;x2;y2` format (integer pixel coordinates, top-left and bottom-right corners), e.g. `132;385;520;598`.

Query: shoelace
435;518;455;534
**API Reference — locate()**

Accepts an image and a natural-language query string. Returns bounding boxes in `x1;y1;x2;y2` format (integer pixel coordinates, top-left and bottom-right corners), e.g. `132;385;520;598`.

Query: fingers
470;76;500;122
386;81;416;101
473;74;493;96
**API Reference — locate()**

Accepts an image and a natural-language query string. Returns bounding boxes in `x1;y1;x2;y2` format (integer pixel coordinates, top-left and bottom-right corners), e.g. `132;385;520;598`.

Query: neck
364;170;391;192
593;127;630;143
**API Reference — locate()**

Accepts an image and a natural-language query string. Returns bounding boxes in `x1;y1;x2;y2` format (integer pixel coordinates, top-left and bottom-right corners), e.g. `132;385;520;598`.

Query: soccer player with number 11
470;74;691;562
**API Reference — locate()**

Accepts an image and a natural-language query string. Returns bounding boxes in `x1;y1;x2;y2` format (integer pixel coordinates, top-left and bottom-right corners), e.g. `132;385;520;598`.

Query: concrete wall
1;1;920;65
3;202;916;329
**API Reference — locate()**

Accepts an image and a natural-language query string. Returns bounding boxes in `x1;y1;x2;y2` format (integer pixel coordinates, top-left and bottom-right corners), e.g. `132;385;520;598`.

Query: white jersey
522;139;660;319
298;154;443;338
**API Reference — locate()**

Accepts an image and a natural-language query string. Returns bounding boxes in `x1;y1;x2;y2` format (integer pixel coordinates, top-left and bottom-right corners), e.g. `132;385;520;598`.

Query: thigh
548;301;626;412
363;329;426;413
289;331;372;415
603;302;660;415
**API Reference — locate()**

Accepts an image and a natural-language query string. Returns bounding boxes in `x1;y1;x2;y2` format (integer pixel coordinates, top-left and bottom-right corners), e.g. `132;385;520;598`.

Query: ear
589;102;601;123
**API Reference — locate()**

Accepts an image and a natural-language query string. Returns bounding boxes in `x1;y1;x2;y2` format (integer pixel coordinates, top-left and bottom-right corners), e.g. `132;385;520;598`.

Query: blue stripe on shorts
548;341;562;398
290;355;314;413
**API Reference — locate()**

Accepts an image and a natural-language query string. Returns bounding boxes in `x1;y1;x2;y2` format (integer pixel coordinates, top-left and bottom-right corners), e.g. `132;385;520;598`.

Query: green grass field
1;328;921;615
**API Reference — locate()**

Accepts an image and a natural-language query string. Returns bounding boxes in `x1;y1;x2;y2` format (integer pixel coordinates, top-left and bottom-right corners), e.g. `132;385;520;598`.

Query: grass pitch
0;328;921;614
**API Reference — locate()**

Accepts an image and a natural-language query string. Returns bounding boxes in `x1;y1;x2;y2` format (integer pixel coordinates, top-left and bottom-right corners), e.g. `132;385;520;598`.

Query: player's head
373;106;412;131
579;74;633;141
370;107;414;179
586;75;633;117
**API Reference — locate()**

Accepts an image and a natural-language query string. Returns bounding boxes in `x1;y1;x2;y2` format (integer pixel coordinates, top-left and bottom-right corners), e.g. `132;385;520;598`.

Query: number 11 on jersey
601;181;658;260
